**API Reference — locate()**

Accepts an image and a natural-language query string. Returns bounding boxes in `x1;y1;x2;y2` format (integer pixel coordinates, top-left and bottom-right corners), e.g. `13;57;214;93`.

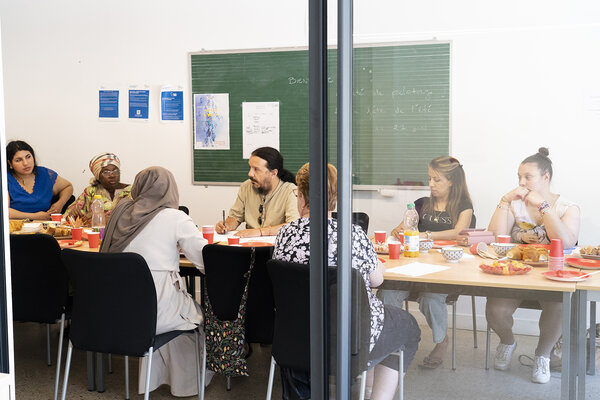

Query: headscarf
89;152;121;183
100;166;179;253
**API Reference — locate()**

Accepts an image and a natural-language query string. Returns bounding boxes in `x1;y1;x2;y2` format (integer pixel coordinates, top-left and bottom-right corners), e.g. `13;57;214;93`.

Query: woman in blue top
6;140;73;220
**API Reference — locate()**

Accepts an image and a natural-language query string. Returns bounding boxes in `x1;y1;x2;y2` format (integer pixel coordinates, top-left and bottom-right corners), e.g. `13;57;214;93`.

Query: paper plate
241;241;273;247
565;257;600;270
57;239;83;249
542;270;590;282
580;254;600;261
432;240;457;249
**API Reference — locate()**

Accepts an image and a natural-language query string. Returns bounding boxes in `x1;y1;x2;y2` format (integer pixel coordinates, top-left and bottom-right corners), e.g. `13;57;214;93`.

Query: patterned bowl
491;242;517;257
441;246;464;263
419;239;434;253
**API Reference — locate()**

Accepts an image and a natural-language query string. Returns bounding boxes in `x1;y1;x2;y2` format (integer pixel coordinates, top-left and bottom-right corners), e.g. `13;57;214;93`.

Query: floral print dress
273;217;384;351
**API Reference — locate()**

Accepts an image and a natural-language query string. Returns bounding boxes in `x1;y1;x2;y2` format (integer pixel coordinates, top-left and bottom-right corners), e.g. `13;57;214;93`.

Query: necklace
432;210;444;223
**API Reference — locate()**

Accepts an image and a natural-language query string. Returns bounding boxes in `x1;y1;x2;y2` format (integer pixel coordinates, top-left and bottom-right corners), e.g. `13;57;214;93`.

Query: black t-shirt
414;196;474;232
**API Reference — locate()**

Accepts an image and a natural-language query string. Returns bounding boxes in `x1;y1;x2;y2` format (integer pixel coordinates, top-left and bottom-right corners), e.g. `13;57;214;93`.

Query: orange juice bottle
403;203;420;257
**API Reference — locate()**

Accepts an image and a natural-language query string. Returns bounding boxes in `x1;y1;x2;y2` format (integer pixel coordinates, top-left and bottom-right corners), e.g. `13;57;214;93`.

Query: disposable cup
228;236;240;245
51;213;62;222
550;238;563;257
71;227;83;241
202;225;215;244
496;235;511;243
388;242;402;259
374;231;386;244
88;232;100;248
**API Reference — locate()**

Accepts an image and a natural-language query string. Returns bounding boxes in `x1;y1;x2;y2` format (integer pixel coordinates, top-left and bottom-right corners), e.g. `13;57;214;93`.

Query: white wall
1;0;599;334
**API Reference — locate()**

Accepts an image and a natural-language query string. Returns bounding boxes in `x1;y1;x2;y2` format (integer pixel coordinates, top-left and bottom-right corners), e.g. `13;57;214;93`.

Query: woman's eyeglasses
101;169;120;177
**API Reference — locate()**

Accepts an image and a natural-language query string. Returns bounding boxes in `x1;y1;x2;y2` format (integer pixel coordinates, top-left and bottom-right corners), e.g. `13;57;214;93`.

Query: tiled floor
13;321;600;399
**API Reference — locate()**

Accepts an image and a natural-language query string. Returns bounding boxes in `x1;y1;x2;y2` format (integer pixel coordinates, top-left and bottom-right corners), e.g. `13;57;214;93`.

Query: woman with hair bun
486;147;580;384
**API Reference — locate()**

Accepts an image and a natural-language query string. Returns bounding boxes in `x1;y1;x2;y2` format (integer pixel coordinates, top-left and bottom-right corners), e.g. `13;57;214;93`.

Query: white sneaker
532;355;551;384
494;341;517;370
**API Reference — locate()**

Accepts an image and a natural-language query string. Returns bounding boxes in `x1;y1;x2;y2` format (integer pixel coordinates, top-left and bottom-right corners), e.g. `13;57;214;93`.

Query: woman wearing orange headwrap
63;152;131;224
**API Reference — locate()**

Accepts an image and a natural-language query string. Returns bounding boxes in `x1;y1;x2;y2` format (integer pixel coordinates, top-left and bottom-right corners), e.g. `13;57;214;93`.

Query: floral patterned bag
203;249;254;377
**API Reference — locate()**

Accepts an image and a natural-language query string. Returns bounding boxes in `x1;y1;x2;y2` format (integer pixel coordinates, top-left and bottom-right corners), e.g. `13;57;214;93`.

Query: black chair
179;205;190;215
10;233;70;400
60;249;205;400
331;211;370;233
265;259;405;400
51;194;76;214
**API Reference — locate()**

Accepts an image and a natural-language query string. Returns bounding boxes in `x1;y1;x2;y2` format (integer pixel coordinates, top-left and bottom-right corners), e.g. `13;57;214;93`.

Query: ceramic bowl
419;239;434;253
441;246;464;263
491;242;517;257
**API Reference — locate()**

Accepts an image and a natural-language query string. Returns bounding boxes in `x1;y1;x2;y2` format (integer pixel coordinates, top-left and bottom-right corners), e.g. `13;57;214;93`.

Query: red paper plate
241;241;273;247
565;257;600;270
542;270;590;282
518;244;551;250
57;239;83;249
433;240;457;248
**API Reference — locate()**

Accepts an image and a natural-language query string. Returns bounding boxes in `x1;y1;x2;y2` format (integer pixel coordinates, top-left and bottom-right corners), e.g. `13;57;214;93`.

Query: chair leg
47;323;52;366
194;331;204;400
471;296;478;348
452;300;457;371
485;327;491;370
398;349;404;400
60;341;73;400
359;370;367;400
125;355;130;400
54;314;65;400
200;336;207;400
144;347;154;400
266;356;276;400
108;353;113;373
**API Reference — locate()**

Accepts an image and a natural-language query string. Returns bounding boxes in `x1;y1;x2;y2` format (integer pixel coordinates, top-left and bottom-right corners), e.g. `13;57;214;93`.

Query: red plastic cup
51;213;62;222
88;232;100;248
374;231;386;244
388;242;402;259
228;236;240;245
549;238;563;257
71;227;83;241
497;235;511;243
202;225;215;244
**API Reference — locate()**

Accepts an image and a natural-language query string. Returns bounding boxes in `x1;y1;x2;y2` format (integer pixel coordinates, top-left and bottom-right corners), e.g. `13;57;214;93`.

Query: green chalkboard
190;42;450;186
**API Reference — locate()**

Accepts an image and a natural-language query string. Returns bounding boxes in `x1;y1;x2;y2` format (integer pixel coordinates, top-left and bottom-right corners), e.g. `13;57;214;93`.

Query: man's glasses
258;204;264;226
101;169;120;177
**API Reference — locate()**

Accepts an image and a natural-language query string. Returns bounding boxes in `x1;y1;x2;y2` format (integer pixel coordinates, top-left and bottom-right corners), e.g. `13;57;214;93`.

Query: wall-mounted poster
193;93;230;150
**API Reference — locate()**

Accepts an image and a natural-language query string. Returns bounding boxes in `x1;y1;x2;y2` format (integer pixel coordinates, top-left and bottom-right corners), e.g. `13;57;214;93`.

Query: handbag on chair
203;248;255;377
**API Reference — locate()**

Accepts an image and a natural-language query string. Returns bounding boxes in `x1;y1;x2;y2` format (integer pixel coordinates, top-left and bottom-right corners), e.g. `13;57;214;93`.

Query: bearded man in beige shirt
216;147;299;238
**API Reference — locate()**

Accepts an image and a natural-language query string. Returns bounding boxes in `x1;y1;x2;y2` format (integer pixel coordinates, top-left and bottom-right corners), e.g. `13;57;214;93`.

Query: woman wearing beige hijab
101;166;213;396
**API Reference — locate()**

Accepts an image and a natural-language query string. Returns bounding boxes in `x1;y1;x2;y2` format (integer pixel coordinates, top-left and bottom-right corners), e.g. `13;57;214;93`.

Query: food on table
372;239;388;254
9;220;24;233
580;245;600;256
40;225;71;237
479;260;532;275
507;246;548;262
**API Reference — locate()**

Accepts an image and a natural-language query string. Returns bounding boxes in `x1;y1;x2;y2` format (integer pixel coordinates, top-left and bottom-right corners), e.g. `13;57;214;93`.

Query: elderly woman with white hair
64;152;132;223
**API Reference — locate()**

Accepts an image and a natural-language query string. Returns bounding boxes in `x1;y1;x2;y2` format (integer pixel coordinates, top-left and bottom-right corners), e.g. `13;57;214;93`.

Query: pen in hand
222;210;227;233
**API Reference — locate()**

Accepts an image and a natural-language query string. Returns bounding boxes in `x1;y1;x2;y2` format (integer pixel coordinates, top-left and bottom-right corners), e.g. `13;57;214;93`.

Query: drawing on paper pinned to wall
194;93;230;150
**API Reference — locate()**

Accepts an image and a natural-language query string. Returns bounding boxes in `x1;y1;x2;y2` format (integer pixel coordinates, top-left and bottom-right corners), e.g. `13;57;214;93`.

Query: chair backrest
266;259;370;376
61;249;157;356
178;205;190;215
470;213;477;229
202;244;275;343
10;234;69;323
331;212;369;233
51;194;76;214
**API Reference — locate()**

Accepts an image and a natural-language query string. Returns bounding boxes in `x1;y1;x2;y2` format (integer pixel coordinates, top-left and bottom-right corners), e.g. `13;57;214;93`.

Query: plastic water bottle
403;203;420;258
90;195;106;230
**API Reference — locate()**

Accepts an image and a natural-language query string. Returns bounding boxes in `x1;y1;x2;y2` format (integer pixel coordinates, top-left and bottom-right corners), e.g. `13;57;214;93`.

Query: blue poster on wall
99;90;119;118
129;89;149;119
161;89;184;121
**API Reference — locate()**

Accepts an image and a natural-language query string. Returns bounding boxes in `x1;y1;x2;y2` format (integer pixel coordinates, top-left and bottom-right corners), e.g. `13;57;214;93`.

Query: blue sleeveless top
7;166;58;213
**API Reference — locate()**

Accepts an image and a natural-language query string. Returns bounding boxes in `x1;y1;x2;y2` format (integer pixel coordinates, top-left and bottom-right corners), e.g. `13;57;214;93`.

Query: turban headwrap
89;153;120;183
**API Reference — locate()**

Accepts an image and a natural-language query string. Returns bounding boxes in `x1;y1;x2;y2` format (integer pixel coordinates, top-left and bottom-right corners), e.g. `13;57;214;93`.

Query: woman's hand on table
33;211;51;220
47;202;63;215
391;224;403;240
